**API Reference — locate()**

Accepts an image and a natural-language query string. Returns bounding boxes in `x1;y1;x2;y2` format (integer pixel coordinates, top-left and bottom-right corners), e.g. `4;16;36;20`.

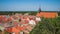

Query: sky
0;0;60;11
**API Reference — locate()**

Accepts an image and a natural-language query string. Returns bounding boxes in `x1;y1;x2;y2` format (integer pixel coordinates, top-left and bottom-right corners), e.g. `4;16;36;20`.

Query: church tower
38;7;41;13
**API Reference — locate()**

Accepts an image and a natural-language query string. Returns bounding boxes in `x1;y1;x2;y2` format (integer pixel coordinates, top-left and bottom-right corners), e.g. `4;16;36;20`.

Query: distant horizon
0;10;59;12
0;0;60;11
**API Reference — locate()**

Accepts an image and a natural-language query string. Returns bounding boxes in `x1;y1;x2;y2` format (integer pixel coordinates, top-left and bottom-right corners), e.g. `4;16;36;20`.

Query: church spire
38;7;41;13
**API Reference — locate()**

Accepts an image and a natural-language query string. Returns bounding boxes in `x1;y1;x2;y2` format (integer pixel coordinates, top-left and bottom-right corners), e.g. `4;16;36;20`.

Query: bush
30;17;60;34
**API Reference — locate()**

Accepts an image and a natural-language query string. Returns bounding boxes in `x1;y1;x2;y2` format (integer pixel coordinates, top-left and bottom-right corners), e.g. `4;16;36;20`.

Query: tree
30;17;60;34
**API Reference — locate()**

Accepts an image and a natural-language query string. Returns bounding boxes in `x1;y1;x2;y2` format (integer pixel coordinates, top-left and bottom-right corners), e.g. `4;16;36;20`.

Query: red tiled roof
36;12;58;18
15;26;25;31
5;27;20;33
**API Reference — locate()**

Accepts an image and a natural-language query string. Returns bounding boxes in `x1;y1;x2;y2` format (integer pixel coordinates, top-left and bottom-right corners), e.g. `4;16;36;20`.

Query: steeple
38;7;41;13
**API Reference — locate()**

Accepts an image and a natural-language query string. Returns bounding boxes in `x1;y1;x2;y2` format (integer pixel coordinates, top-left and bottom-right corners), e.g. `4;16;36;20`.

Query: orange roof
15;26;25;31
24;25;32;31
5;27;20;33
24;19;29;24
20;21;24;24
0;16;8;23
36;13;40;17
8;17;12;21
29;17;33;20
36;12;58;18
5;27;12;33
12;27;20;33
